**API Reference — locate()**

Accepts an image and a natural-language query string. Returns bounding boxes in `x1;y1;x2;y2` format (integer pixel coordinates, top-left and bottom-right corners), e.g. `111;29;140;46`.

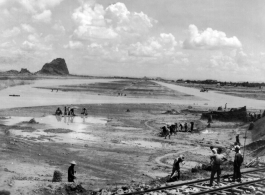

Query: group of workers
209;145;243;186
168;135;243;186
162;122;194;139
55;107;88;116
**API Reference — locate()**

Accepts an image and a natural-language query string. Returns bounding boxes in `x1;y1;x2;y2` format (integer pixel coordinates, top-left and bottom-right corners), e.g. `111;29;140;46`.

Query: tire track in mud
155;146;201;169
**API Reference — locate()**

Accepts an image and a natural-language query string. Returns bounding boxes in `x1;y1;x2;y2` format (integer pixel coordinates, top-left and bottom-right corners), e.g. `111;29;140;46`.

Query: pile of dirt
252;117;265;141
0;190;10;195
29;118;38;124
64;184;87;194
163;109;180;115
23;118;38;124
52;170;62;182
201;106;247;122
245;140;265;151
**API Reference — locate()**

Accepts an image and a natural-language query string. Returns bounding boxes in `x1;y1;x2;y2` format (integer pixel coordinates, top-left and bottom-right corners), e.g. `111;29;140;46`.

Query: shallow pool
3;115;107;143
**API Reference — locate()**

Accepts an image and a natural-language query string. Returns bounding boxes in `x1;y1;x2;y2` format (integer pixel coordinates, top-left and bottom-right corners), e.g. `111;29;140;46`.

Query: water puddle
113;126;142;130
201;129;215;134
2;115;107;143
125;140;177;149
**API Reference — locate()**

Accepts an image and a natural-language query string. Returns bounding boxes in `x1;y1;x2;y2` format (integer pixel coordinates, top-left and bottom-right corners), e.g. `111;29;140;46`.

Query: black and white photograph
0;0;265;194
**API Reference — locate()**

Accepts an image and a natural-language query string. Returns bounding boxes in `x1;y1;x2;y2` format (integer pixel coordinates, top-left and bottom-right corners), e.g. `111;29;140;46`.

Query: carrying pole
242;125;248;160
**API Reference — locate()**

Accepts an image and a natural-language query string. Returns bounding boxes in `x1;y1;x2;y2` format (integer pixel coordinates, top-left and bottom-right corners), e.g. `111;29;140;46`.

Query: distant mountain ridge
1;58;70;76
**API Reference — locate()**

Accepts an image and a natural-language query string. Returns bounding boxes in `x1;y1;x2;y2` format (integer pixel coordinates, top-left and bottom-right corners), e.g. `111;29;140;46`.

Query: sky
0;0;265;81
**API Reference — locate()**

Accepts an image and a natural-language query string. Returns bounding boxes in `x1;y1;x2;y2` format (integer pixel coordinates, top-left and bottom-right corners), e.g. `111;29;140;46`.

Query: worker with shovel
169;155;185;181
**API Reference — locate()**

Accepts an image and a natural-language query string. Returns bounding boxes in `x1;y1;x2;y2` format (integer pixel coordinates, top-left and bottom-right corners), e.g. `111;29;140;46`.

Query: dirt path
155;146;201;169
157;81;265;109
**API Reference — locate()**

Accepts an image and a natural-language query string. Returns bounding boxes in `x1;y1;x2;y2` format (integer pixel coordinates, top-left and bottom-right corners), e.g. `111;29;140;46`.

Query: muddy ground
0;103;256;195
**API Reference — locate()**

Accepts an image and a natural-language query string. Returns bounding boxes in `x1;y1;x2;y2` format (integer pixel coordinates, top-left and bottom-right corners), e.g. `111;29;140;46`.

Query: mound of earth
252;117;265;141
36;58;69;75
163;109;180;115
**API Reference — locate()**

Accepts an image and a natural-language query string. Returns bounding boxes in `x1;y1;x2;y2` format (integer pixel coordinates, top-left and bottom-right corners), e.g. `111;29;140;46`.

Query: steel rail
190;178;265;195
122;167;265;195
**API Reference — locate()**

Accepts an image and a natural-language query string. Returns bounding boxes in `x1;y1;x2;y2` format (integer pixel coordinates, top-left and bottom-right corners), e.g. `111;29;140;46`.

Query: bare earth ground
0;104;255;195
36;79;202;100
174;82;265;101
0;79;260;195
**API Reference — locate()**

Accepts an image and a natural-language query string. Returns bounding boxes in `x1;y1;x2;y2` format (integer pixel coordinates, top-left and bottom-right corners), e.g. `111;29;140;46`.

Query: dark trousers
210;164;221;186
233;165;241;181
170;168;180;179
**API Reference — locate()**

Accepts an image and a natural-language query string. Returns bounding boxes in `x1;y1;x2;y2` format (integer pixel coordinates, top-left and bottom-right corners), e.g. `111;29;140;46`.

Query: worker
209;148;226;186
179;123;183;131
64;106;67;116
164;125;171;139
208;114;213;123
175;123;178;132
68;161;77;182
81;108;88;116
70;108;75;116
67;107;71;116
184;123;188;132
232;146;243;182
210;146;217;154
210;146;217;166
170;124;176;135
55;107;62;115
235;133;241;146
169;155;185;180
190;122;194;132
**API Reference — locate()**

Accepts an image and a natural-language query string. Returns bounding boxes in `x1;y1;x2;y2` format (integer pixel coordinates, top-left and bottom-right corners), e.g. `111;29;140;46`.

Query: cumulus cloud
19;0;65;13
21;40;35;51
72;2;155;41
0;41;16;48
21;38;52;52
183;24;242;50
0;0;7;6
64;41;84;49
128;33;177;57
32;10;52;23
52;23;65;33
21;23;35;33
1;27;21;38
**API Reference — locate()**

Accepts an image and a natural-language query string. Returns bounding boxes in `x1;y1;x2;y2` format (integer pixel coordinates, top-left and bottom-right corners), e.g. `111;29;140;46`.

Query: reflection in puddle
3;115;107;143
201;129;215;134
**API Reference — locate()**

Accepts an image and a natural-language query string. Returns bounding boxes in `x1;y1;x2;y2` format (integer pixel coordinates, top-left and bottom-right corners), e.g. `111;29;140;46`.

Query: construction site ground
0;78;263;195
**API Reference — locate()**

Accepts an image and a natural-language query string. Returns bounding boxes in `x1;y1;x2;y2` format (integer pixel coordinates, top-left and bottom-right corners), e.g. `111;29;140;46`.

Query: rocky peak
20;68;31;74
36;58;69;75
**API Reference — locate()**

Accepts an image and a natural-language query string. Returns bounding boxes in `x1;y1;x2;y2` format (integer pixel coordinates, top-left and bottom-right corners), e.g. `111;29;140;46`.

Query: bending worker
170;155;185;180
68;161;77;182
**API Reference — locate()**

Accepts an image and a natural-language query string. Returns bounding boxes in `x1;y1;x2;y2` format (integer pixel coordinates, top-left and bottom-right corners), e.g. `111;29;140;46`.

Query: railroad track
123;167;265;195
